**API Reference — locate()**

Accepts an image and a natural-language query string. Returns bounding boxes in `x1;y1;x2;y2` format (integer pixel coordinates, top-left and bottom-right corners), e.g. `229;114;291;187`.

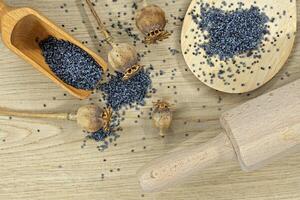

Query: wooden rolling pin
138;79;300;192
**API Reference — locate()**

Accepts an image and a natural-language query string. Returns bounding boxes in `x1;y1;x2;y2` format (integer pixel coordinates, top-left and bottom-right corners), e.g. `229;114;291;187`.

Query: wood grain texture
138;131;236;192
182;0;297;93
0;0;299;199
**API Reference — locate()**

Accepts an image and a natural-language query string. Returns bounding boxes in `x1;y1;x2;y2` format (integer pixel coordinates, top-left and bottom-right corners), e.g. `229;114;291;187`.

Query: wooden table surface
0;0;299;199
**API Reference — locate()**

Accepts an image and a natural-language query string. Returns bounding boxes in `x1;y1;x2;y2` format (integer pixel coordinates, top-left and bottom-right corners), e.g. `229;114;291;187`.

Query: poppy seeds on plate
39;36;103;90
191;4;269;60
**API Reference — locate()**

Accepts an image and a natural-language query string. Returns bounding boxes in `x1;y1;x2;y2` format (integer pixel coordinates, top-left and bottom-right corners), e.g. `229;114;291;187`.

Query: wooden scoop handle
0;0;11;18
138;132;236;192
0;0;12;33
0;108;76;121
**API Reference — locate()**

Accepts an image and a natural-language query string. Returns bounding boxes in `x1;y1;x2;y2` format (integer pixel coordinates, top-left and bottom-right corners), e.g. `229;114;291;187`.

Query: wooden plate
181;0;297;93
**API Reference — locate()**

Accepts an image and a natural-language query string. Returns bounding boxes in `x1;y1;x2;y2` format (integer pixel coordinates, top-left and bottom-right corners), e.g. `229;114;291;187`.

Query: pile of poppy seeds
191;3;270;60
39;36;103;90
98;68;152;111
84;67;153;150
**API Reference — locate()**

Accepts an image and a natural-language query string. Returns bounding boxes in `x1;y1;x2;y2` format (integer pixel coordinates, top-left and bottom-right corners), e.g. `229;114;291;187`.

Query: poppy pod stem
86;0;141;80
85;0;115;47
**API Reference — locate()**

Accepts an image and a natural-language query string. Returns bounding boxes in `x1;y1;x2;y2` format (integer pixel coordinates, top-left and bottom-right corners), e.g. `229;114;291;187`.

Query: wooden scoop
0;0;108;99
139;79;300;192
181;0;296;93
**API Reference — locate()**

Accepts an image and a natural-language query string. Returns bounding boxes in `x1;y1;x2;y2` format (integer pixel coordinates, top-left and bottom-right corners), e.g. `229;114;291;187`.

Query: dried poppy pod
152;100;173;136
136;4;171;44
0;104;113;133
85;0;143;80
108;43;143;80
76;105;112;132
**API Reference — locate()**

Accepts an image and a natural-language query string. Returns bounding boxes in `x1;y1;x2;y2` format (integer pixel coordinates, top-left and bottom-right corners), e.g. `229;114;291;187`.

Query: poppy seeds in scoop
39;36;103;90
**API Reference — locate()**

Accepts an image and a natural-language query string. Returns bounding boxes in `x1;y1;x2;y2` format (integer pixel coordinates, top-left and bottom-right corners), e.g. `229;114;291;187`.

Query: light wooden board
0;0;299;199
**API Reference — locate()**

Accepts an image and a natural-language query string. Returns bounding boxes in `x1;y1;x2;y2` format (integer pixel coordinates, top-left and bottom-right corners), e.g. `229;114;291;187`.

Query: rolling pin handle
138;132;236;192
